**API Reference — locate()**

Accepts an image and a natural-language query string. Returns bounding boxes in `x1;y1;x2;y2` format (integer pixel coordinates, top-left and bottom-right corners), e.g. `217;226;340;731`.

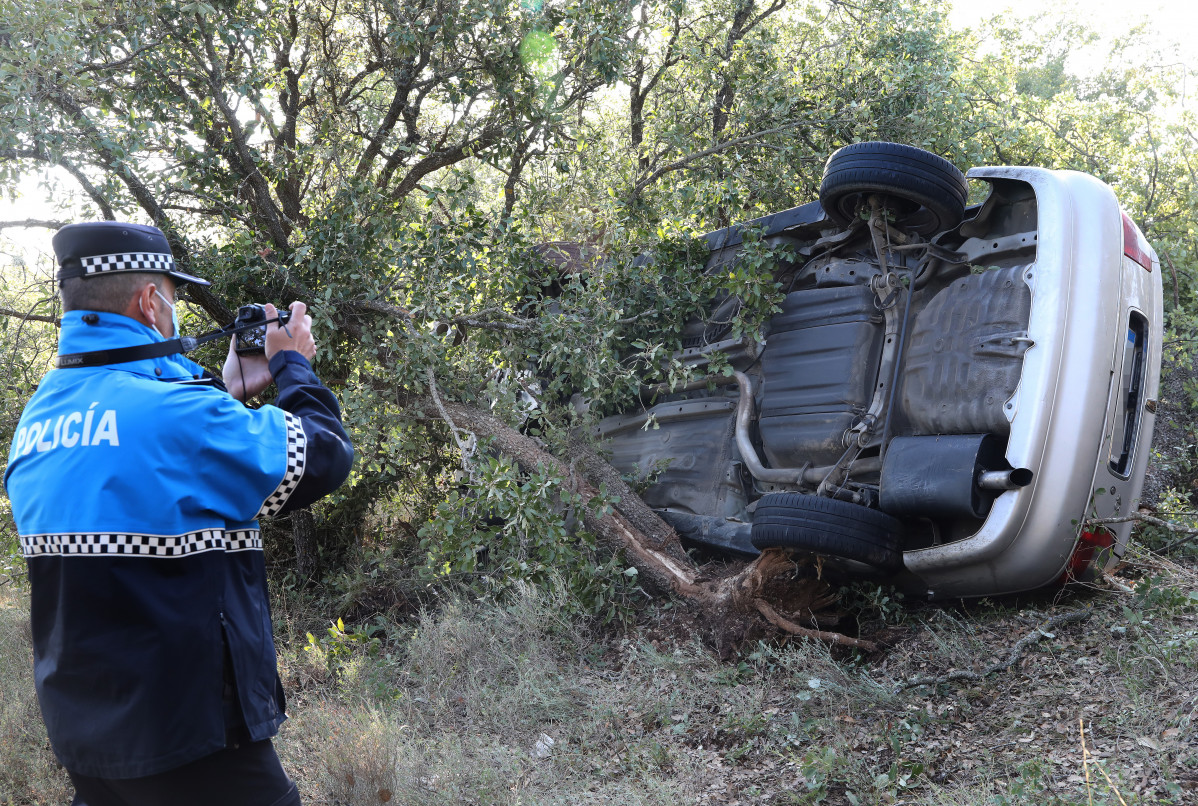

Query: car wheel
750;492;904;572
819;141;969;235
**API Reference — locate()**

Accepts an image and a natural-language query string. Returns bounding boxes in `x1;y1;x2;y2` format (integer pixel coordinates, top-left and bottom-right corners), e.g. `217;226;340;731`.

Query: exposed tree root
755;599;878;651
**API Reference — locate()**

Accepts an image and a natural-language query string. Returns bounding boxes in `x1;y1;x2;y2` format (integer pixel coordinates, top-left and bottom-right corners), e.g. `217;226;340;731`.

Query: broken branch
898;607;1094;692
1085;512;1198;553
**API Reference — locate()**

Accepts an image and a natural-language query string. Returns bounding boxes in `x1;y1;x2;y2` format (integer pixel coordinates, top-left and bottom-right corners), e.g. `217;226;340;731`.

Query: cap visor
168;269;211;287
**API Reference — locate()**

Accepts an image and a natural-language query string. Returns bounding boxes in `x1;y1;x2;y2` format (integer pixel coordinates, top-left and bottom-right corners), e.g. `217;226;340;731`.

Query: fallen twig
1080;718;1130;806
898;607;1093;692
1101;572;1134;594
1085;512;1198;553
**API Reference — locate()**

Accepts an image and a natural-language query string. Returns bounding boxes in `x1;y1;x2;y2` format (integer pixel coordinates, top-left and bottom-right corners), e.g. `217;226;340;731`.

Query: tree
3;0;1197;647
0;0;641;578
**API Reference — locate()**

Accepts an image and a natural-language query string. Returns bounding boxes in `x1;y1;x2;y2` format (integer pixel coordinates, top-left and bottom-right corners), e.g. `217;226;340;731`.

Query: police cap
52;221;210;286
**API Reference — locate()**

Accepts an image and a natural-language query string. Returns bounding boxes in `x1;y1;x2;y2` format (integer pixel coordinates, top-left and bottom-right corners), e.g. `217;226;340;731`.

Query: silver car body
596;160;1163;599
905;167;1162;598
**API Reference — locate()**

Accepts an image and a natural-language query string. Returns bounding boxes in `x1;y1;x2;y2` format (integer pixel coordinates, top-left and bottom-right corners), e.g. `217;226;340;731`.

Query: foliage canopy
3;0;1198;617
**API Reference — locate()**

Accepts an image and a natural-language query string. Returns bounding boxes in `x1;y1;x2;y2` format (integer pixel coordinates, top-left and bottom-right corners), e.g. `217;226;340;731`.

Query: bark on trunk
292;508;319;581
436;398;874;652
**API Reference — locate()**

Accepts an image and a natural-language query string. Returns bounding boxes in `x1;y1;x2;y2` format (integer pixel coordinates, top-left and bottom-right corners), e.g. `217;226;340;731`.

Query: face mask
153;288;179;338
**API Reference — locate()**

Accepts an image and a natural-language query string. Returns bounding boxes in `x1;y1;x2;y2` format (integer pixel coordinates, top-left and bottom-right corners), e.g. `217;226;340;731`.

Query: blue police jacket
4;310;354;778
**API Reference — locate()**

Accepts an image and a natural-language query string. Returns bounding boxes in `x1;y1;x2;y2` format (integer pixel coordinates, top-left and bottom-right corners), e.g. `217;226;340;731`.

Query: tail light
1062;528;1115;583
1122;212;1154;272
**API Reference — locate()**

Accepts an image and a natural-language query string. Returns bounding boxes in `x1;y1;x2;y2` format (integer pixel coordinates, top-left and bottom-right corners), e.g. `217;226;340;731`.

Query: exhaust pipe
733;371;880;486
977;468;1034;491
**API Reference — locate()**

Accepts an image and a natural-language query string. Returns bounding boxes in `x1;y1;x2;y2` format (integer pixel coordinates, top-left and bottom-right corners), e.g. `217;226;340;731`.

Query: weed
5;544;1196;805
393;584;588;736
1141;488;1198;561
636;738;672;770
1131;573;1198;614
838;581;909;628
713;659;755;686
305;617;382;666
722;711;768;737
794;745;859;804
998;758;1056;804
0;502;25;588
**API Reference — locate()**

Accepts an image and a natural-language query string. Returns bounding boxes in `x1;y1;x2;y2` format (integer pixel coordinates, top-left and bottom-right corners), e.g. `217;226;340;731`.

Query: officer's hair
59;273;164;313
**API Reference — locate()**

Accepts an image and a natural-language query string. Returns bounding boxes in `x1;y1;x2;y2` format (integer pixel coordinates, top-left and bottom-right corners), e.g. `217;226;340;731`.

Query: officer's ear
129;282;160;328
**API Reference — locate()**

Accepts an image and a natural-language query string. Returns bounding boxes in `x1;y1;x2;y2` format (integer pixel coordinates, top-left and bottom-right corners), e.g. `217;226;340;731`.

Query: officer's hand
222;342;273;402
264;302;316;361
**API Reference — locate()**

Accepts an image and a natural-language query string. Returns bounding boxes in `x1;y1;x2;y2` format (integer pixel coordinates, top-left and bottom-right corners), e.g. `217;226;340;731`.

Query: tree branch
0;306;60;326
0;219;68;231
711;1;757;141
633;121;808;197
75;42;160;75
387;122;507;201
353;54;427;182
1085;512;1198;553
193;24;291;248
1;147;116;220
426;366;472;457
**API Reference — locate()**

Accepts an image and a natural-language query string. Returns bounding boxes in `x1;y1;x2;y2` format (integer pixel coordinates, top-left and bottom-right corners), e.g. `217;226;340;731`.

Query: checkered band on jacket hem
81;252;176;276
19;529;261;558
257;411;307;519
225;529;263;552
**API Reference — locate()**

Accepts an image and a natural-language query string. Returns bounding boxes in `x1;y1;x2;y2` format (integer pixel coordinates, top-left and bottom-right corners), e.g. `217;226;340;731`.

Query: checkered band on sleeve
20;530;226;558
81;252;176;276
256;411;307;519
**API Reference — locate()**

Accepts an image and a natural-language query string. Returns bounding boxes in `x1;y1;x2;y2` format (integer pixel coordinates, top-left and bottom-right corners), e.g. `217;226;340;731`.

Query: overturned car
597;142;1163;599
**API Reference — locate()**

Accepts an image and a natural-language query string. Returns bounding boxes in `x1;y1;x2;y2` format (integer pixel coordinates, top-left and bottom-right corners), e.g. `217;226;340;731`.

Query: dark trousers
68;739;301;806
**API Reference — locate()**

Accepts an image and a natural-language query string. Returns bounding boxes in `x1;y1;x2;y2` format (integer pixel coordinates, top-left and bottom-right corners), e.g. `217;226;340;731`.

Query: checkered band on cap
257;411;308;519
52;221;212;286
20;530;230;559
81;252;177;276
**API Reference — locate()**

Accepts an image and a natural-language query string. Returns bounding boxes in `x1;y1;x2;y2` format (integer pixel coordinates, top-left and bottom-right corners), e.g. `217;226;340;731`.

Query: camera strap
55;316;288;369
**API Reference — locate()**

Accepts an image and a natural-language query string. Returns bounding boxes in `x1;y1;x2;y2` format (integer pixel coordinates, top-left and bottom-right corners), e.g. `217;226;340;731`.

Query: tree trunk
630;63;648;173
437;399;875;653
711;1;756;142
292;508;319;582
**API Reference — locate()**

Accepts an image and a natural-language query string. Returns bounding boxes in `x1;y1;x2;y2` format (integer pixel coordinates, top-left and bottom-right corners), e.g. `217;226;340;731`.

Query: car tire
819;141;969;235
750;492;904;571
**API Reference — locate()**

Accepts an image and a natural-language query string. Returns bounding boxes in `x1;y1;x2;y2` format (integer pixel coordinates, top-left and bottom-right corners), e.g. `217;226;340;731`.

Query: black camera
233;304;292;355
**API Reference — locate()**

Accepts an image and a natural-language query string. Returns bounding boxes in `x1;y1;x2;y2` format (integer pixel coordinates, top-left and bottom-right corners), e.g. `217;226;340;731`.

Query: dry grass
270;556;1198;806
2;551;1197;805
0;585;71;804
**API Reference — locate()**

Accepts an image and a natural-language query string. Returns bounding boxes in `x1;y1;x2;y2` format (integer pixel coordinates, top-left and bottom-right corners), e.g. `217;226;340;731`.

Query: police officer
4;222;355;805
